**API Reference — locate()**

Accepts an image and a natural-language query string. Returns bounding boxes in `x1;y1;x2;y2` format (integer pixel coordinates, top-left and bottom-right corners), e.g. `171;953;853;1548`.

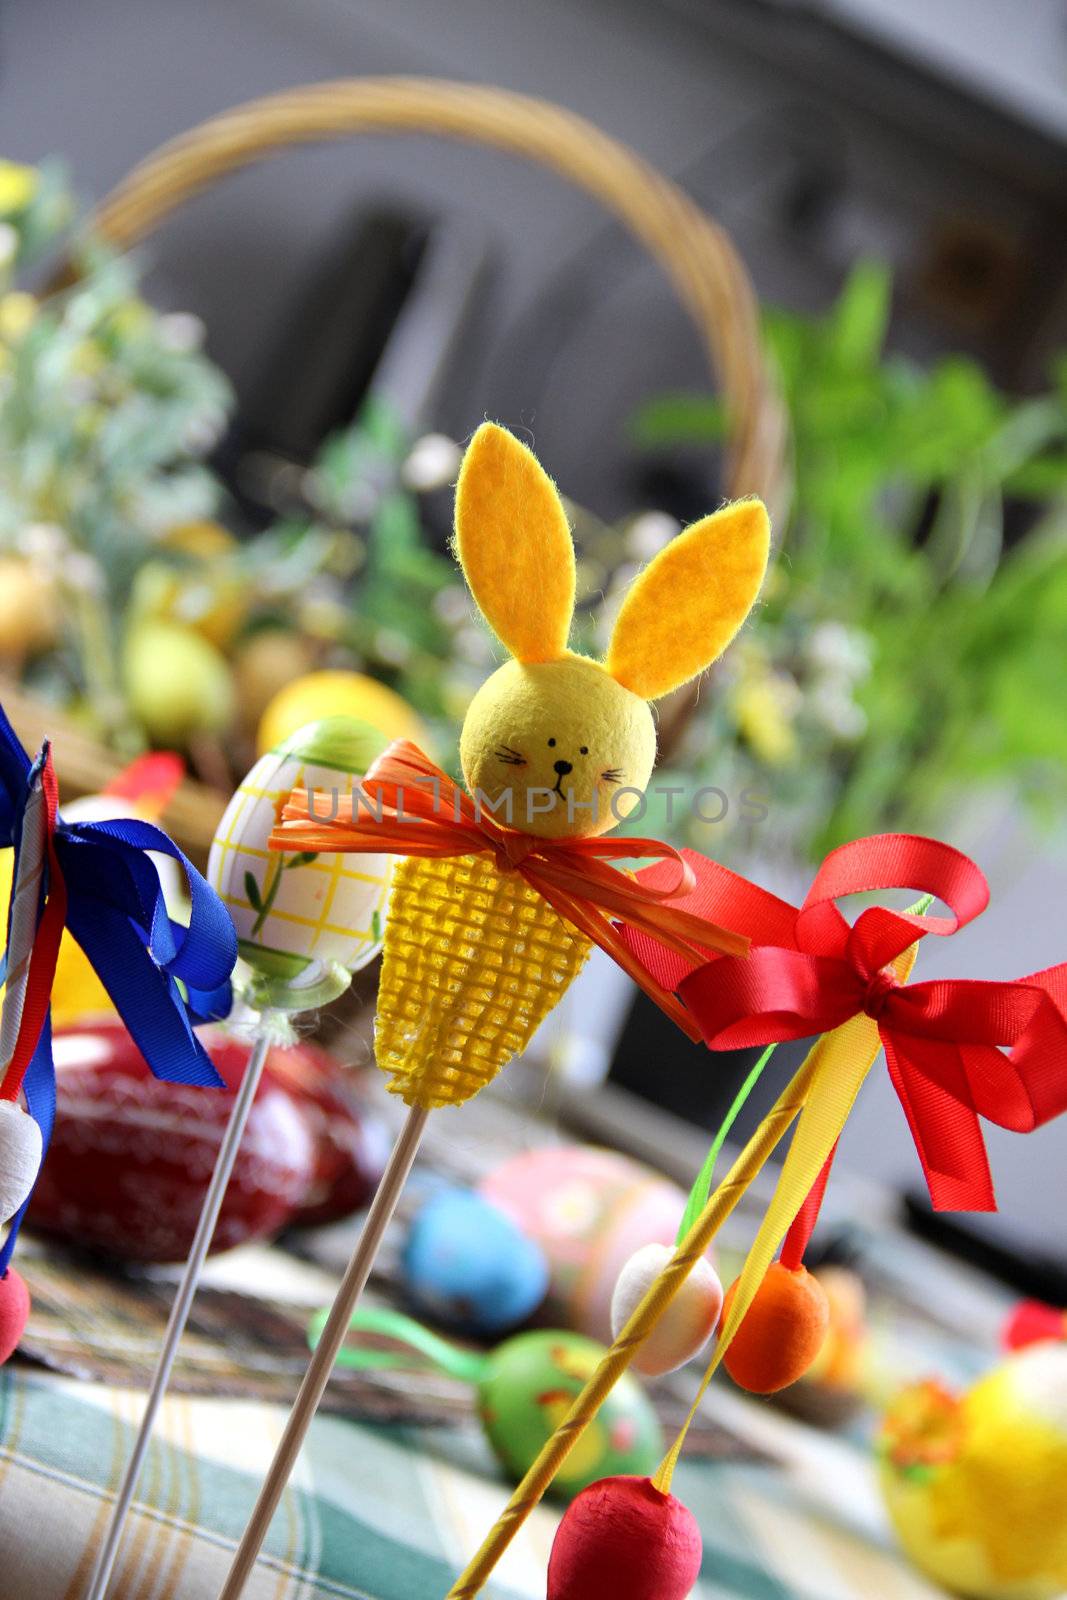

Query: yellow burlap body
375;853;591;1109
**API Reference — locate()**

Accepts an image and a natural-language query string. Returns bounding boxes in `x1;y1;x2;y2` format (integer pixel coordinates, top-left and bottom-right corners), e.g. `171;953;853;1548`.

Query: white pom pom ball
611;1242;723;1376
0;1101;42;1224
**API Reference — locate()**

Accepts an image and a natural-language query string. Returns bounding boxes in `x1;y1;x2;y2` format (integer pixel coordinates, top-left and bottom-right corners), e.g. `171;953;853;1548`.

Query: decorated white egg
208;716;392;981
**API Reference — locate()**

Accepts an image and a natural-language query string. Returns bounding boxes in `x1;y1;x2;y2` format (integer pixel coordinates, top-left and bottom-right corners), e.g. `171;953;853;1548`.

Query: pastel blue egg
402;1189;549;1337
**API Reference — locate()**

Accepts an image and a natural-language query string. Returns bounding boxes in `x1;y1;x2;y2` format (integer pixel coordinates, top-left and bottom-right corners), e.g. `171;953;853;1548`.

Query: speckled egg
208;716;391;982
481;1146;691;1341
402;1188;548;1337
477;1329;662;1498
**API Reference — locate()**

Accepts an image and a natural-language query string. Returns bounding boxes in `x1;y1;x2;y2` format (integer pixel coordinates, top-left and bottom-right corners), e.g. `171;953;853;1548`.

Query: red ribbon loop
622;839;1067;1213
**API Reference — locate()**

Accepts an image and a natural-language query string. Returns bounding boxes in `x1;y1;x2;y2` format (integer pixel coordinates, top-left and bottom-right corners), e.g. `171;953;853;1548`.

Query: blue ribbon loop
0;703;237;1269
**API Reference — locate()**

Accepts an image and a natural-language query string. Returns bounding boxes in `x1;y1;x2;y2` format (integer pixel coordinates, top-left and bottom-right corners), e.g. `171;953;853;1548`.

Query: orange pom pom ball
720;1261;829;1394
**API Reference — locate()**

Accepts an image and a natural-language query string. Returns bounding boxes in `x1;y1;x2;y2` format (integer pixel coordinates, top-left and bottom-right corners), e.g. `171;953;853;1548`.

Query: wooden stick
85;1031;274;1600
217;1102;430;1600
445;1045;823;1599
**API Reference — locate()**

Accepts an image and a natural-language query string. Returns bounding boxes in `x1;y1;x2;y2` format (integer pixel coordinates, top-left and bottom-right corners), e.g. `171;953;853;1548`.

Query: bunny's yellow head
455;424;770;839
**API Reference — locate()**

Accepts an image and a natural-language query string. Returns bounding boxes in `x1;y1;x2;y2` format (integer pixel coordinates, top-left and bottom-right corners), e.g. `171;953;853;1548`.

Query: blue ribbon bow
0;704;236;1272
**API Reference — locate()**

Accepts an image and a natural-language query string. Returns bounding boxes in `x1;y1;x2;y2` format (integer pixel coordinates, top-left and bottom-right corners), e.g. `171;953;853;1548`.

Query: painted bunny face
454;424;770;840
460;655;656;840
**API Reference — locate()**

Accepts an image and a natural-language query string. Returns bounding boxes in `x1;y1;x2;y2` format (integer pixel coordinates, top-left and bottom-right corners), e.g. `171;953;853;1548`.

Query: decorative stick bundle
216;421;772;1595
451;828;1067;1597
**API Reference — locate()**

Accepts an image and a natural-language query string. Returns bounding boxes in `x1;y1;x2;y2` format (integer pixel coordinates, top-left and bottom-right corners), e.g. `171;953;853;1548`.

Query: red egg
265;1041;389;1227
28;1022;318;1262
548;1475;702;1600
0;1268;30;1365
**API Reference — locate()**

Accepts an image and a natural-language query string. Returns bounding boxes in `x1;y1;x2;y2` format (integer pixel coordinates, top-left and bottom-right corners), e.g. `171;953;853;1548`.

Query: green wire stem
675;1043;778;1245
307;1303;489;1387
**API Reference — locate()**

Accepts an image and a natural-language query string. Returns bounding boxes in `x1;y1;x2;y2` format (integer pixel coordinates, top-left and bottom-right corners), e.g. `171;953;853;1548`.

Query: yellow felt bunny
277;421;769;1109
231;422;771;1600
457;423;770;840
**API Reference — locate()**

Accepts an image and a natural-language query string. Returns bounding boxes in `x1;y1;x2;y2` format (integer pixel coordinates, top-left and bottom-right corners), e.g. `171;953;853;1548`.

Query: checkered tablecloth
0;1082;1012;1599
0;1362;950;1600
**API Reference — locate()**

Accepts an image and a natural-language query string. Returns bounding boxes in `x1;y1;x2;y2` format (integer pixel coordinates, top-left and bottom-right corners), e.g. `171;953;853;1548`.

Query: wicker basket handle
76;77;787;508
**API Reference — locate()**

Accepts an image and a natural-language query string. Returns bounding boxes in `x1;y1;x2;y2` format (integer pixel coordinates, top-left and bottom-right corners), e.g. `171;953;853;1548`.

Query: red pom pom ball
547;1475;702;1600
721;1260;829;1394
0;1268;30;1364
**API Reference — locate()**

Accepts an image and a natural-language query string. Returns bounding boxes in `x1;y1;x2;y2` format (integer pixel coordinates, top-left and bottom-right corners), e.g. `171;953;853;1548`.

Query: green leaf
628;393;729;448
1004;454;1067;499
287;851;319;868
828;260;892;371
244;871;263;910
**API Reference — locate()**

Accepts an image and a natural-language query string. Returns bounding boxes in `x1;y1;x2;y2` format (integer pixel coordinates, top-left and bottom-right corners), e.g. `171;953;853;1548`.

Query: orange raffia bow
271;740;747;1039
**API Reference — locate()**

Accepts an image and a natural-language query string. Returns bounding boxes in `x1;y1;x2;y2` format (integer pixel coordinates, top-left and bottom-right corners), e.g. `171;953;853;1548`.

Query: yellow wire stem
445;1039;824;1600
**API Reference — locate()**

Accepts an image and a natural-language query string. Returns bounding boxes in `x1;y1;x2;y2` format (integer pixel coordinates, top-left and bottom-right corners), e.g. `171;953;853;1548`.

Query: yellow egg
123;621;235;743
148;522;247;648
0;558;58;660
161;520;237;560
0;291;37;342
233;630;317;732
257;670;427;759
879;1349;1067;1600
0;161;38;215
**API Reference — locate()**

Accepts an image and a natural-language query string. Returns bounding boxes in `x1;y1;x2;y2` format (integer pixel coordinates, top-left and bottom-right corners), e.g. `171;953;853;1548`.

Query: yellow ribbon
655;938;917;1491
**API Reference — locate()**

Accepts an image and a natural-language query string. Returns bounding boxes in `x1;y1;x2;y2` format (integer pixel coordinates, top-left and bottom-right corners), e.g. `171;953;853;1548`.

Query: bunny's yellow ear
605;498;770;700
454;422;575;662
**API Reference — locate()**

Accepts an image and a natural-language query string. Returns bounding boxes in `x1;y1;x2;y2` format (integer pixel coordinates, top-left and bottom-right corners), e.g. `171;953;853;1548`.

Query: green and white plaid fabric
3;1088;1002;1599
0;1366;947;1600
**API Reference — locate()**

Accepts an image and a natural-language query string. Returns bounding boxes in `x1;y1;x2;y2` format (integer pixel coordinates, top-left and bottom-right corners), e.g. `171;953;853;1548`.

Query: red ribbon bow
272;740;749;1040
624;834;1067;1212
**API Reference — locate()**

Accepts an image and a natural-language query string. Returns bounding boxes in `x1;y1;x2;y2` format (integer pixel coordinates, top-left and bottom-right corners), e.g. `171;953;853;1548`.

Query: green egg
476;1330;662;1499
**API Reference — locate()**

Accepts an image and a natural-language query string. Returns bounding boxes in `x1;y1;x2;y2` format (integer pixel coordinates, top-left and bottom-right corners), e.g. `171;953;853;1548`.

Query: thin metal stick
217;1102;430;1600
85;1031;274;1600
